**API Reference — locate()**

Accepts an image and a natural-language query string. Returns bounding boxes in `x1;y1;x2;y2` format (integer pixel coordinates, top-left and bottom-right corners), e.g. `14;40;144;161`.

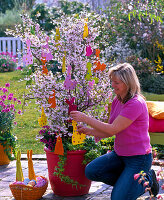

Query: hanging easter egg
55;28;60;41
72;120;86;145
85;62;92;81
48;90;56;108
62;51;66;73
64;65;77;90
86;45;93;57
83;23;89;39
54;136;64;155
38;106;47;127
95;49;100;58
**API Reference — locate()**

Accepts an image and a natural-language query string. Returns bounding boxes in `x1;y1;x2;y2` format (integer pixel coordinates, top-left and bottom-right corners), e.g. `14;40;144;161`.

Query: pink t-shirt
109;95;151;156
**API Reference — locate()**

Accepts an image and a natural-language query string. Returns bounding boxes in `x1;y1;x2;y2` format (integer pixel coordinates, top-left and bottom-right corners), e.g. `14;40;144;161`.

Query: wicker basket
9;176;48;200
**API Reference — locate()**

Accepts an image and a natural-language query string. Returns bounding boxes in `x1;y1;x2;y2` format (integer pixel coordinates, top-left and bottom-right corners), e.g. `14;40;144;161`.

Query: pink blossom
5;108;10;112
146;147;152;154
5;83;10;87
16;66;22;70
161;184;164;190
9;93;13;97
157;169;163;176
8;96;13;100
134;174;140;180
17;100;21;104
14;121;17;125
18;110;22;114
2;95;7;101
143;181;149;187
2;88;8;93
138;178;143;184
157;195;163;199
13;97;17;102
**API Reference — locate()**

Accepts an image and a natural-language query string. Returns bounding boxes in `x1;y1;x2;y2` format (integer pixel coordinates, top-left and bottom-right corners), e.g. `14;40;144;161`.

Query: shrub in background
0;8;22;37
30;1;90;33
0;52;17;72
140;73;164;94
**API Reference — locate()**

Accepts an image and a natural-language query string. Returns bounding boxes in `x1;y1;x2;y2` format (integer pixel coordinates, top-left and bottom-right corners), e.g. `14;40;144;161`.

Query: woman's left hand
70;111;87;122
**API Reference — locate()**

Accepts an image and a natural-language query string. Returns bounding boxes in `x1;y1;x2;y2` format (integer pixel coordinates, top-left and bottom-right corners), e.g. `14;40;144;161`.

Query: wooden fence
0;37;24;66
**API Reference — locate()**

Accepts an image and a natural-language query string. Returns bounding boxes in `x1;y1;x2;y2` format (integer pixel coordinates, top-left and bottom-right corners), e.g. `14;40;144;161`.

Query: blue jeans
85;151;153;200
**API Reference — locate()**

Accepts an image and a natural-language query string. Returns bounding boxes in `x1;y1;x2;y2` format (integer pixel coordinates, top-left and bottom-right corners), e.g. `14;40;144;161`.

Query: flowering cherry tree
7;13;112;148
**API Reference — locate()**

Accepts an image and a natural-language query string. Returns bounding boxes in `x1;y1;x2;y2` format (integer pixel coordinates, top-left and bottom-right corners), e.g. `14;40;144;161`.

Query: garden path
0;155;163;200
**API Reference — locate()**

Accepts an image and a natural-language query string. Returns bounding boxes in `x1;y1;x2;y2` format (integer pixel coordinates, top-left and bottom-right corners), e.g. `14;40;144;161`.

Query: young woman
70;63;159;200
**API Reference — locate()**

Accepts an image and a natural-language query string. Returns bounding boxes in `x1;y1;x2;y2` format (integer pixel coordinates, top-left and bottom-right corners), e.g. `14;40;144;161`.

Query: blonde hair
109;63;143;103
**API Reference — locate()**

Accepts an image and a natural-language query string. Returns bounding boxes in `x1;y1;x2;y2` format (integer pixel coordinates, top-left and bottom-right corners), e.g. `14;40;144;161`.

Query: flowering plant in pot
7;12;112;194
0;83;22;163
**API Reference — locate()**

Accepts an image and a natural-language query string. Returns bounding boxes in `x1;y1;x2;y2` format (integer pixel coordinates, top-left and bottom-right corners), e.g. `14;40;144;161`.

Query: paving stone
0;158;163;200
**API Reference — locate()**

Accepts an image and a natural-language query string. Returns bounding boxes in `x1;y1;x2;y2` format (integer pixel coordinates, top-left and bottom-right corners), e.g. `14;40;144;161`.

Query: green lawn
0;70;44;154
0;70;164;154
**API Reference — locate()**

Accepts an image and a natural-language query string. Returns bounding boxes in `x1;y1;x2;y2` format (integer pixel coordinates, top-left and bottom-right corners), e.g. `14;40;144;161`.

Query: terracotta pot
44;147;91;196
0;144;11;165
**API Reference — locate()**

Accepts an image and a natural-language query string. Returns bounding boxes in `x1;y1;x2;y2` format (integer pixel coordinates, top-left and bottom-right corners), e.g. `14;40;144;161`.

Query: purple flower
8;96;13;100
5;108;10;112
10;104;15;109
13;97;17;102
5;83;10;87
18;110;22;114
9;93;14;97
2;95;7;101
2;88;8;93
17;100;21;104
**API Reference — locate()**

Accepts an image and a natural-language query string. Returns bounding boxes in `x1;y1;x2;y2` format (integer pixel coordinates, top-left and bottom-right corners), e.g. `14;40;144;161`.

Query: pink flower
5;83;10;87
134;174;140;180
5;108;10;112
157;195;163;199
161;184;164;190
13;97;17;102
18;110;22;114
143;181;149;187
16;66;22;70
146;147;152;154
157;169;163;176
2;88;8;93
2;95;7;101
14;121;17;125
17;100;21;104
9;93;13;97
8;96;13;100
10;104;15;109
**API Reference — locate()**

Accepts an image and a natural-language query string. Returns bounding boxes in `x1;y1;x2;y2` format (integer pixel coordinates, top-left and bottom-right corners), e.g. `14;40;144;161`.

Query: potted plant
0;83;22;165
7;12;112;195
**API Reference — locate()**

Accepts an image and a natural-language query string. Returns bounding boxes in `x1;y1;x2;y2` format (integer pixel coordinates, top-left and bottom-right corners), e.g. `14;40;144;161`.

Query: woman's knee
85;163;98;181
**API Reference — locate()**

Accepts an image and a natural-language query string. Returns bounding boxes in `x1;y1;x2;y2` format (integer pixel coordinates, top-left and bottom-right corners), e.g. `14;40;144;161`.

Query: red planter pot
44;147;91;196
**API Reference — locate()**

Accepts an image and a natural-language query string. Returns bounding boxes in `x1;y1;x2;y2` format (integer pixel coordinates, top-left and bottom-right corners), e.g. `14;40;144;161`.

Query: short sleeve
120;100;143;121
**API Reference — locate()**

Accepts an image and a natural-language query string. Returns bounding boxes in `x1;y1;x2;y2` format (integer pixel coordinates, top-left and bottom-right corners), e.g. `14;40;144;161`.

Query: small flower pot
0;144;11;165
44;147;91;196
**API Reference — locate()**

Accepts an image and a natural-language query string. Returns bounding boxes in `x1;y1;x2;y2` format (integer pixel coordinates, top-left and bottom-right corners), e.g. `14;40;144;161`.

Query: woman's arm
70;111;133;137
77;125;109;138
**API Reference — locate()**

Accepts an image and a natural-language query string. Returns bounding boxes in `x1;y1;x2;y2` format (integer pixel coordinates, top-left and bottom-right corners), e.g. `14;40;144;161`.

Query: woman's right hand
77;125;92;136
